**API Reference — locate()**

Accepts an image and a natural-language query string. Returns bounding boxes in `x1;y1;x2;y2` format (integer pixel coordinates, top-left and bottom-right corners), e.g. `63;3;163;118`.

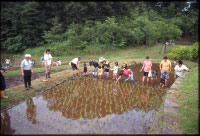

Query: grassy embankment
176;68;198;134
1;45;198;112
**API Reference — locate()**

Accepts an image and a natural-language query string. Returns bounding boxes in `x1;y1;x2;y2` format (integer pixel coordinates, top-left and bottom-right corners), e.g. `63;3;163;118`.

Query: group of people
0;48;191;99
69;56;190;88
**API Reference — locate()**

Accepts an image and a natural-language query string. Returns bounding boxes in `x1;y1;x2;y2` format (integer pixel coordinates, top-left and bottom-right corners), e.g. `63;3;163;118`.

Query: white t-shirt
71;58;79;64
44;54;52;65
113;66;118;74
174;65;188;76
5;59;10;64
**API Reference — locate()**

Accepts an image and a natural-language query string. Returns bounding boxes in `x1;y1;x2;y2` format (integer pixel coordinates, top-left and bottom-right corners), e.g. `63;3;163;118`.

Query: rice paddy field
1;63;177;134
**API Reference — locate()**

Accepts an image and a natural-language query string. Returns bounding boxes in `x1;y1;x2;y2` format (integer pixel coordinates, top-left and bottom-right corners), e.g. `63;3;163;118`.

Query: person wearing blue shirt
160;71;167;88
21;54;33;90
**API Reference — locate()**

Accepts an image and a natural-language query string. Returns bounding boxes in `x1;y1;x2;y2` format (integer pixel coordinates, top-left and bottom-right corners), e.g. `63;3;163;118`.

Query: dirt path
4;69;65;89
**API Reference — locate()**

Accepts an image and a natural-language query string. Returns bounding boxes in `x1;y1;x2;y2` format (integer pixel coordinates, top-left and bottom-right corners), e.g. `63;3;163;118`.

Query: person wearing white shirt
44;49;53;81
112;62;119;80
21;54;33;90
174;60;190;79
70;57;81;75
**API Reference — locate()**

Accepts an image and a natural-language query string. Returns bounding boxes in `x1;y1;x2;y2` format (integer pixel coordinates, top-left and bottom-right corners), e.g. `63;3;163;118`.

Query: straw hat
99;57;105;63
123;61;127;65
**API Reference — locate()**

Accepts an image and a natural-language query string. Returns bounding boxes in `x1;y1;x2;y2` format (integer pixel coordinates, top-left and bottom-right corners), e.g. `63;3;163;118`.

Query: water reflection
0;111;15;134
26;98;37;124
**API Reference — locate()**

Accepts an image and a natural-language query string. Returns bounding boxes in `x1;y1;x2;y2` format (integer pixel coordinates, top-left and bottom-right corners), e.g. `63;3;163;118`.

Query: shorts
45;64;51;70
113;73;117;76
104;72;109;74
160;79;165;84
71;63;77;70
161;70;169;79
152;76;156;80
144;72;149;77
84;67;87;73
176;74;179;78
94;67;98;72
124;76;128;80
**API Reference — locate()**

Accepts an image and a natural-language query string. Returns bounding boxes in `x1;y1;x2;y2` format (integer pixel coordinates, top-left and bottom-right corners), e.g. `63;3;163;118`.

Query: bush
168;42;199;61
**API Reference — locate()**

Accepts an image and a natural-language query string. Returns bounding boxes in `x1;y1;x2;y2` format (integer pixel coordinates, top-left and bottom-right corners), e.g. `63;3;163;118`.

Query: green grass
4;64;68;77
1;91;27;109
176;68;198;134
2;44;198;77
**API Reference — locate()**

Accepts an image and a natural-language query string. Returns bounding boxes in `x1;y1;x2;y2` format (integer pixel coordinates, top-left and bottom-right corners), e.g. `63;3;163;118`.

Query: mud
1;63;176;134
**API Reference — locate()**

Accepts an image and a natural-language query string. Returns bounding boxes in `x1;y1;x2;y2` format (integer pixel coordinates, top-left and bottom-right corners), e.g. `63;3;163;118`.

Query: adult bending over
70;57;81;75
174;60;190;79
116;68;134;82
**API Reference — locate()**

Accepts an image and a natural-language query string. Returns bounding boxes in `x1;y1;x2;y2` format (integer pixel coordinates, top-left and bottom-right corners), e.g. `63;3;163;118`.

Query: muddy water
1;63;175;134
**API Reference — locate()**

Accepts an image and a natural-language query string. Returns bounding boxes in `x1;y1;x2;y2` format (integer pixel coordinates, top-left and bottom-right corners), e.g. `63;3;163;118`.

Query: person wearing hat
21;54;33;90
160;56;171;86
0;63;8;98
140;56;152;83
44;49;53;81
70;57;81;75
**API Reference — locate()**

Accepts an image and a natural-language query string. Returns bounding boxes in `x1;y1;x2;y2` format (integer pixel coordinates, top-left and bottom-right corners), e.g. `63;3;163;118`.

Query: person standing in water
140;56;152;83
160;56;171;86
21;54;33;90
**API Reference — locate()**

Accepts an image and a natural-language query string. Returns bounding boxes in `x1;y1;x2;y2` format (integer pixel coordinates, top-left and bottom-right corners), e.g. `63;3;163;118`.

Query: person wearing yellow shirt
160;56;171;86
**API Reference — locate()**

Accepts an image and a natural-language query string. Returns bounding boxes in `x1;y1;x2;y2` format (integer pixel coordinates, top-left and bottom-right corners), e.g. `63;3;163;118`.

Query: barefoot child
98;66;103;78
112;62;119;80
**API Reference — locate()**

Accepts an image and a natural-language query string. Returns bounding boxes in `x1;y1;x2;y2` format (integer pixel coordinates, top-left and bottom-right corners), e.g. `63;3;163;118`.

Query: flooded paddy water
1;63;175;134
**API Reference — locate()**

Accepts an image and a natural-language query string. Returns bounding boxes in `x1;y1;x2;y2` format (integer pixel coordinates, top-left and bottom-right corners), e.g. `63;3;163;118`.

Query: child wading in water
83;62;87;75
151;69;158;83
104;63;110;79
112;62;118;80
98;66;103;78
160;71;167;88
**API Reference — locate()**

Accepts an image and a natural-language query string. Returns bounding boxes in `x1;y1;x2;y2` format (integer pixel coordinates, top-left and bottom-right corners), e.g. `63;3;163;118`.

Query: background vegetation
1;2;199;55
168;42;199;62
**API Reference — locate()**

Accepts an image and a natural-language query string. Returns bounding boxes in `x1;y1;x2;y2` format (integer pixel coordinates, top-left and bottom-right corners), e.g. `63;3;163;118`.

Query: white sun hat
25;54;31;58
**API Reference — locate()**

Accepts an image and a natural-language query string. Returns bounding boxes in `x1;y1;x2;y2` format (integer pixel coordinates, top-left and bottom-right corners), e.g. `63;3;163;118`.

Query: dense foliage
168;42;199;61
1;2;199;54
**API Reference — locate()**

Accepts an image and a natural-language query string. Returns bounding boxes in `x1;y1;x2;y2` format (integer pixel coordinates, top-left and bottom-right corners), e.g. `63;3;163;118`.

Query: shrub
168;42;199;61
